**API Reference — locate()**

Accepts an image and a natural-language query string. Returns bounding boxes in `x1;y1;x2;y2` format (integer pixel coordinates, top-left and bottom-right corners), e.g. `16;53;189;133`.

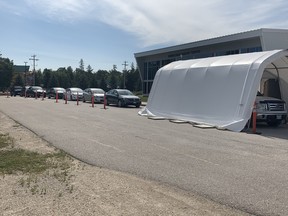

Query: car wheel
118;100;123;107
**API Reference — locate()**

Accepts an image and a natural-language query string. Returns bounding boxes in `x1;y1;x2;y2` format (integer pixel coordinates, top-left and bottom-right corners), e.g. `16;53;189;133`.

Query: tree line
0;58;142;93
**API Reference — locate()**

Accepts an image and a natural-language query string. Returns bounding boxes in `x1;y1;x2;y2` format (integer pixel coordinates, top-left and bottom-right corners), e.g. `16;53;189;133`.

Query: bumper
257;114;287;122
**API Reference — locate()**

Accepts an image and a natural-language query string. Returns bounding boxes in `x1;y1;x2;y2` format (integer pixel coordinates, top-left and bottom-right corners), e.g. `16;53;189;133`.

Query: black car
20;86;30;97
26;86;46;98
106;89;141;108
46;87;66;99
10;86;22;96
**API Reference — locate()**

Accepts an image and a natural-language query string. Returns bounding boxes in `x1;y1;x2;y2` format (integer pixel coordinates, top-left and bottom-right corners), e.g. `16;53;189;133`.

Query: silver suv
255;92;287;127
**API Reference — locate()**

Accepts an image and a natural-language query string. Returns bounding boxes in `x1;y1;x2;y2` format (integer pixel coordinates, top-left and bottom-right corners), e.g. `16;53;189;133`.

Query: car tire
118;100;123;107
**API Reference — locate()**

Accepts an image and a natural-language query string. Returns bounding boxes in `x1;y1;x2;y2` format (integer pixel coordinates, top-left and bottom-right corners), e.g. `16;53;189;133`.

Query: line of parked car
10;85;141;108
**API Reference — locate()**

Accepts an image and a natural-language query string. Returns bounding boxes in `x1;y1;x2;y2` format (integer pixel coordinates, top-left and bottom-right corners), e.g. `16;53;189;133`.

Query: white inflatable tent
139;50;288;132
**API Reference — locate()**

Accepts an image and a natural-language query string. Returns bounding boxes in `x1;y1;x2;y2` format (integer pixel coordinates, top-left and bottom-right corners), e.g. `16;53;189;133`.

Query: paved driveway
1;96;288;216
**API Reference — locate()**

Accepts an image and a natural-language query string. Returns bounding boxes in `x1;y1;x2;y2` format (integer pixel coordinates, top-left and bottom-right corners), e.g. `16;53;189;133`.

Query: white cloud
9;0;288;46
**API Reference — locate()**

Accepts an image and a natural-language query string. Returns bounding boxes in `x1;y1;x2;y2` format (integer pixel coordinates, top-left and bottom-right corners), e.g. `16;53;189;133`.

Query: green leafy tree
0;58;14;91
89;73;97;87
109;66;121;89
48;73;59;88
79;59;84;71
109;73;117;89
74;68;89;89
34;70;43;86
43;69;52;88
86;65;93;73
100;77;107;91
125;63;142;92
95;70;109;86
12;73;24;87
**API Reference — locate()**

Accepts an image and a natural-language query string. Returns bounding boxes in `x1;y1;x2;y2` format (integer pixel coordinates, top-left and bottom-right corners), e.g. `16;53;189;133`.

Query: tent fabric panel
140;50;288;132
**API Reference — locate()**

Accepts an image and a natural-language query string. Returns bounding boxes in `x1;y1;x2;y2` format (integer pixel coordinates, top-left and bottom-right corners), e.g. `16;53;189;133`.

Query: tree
86;65;93;73
95;70;109;86
109;66;121;89
109;73;117;89
74;68;89;89
79;59;84;71
43;69;52;88
34;70;43;86
90;73;98;87
48;73;59;88
125;64;141;92
12;73;24;87
99;77;107;91
0;58;13;91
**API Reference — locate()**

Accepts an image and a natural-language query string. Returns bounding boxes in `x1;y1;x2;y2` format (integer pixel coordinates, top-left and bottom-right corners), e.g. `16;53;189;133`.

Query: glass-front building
135;28;288;95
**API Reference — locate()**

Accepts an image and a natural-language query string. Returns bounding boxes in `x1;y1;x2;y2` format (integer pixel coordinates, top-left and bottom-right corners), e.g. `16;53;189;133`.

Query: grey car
106;89;141;108
65;88;83;101
83;88;105;103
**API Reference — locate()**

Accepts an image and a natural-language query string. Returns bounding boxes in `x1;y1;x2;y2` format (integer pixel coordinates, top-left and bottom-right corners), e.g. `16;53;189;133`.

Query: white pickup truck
255;92;287;127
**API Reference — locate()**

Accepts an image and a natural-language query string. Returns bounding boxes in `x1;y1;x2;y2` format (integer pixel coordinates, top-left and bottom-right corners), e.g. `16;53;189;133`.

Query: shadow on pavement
245;123;288;140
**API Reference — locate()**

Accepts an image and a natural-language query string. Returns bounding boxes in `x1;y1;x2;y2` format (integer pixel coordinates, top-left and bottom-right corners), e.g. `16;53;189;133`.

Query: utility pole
122;61;128;89
29;55;39;86
24;61;28;86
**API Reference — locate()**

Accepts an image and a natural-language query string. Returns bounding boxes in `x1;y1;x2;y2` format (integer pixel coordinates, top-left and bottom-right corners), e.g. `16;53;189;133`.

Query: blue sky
0;0;288;72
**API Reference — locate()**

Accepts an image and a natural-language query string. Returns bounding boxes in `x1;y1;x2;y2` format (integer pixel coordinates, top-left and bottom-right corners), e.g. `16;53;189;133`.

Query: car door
27;87;33;97
87;89;92;101
83;89;88;101
66;89;71;100
52;88;56;98
112;90;119;104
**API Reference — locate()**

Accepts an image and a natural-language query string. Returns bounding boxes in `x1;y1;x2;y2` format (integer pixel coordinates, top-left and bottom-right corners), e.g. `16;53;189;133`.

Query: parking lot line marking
89;139;124;153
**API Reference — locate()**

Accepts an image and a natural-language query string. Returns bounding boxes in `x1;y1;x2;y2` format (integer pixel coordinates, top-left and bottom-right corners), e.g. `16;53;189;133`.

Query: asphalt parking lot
1;96;288;216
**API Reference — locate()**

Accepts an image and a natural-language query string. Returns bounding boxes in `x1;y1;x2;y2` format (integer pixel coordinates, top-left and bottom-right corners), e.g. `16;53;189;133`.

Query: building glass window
143;61;160;81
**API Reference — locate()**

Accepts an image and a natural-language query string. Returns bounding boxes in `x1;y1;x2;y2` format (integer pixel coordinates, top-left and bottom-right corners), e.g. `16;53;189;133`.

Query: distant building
13;65;30;73
134;28;288;95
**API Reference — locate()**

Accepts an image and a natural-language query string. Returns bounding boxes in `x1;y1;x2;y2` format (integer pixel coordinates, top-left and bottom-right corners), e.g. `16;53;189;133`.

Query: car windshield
118;90;133;96
92;89;104;94
55;88;65;91
70;88;83;93
32;86;42;90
